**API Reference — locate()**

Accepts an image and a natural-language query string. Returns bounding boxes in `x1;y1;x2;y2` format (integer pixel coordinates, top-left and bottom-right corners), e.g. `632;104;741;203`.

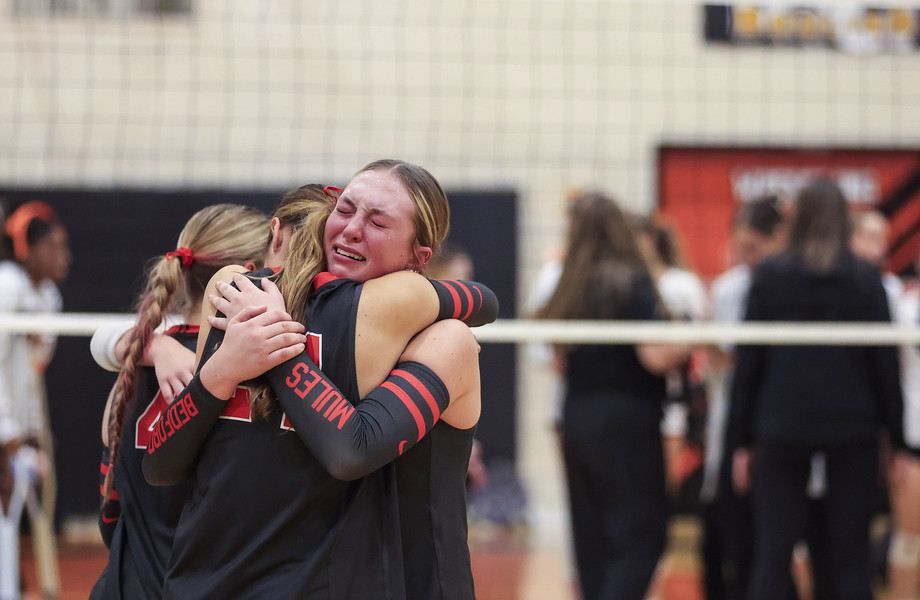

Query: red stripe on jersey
136;392;169;449
100;462;110;475
164;324;200;336
306;333;321;367
391;368;442;422
312;271;340;291
381;381;425;442
219;388;253;421
101;514;119;524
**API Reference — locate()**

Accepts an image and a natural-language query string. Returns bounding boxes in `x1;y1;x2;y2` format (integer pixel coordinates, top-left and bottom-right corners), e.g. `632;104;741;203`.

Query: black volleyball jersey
161;274;405;600
396;422;477;600
566;273;667;402
90;325;198;600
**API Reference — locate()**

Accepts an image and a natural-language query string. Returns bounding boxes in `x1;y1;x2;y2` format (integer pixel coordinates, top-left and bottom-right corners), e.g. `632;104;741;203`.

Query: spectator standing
537;192;689;600
0;201;70;600
729;179;908;600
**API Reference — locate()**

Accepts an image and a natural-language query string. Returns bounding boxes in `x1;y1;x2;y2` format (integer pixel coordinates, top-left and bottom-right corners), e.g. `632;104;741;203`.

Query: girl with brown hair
537;191;689;600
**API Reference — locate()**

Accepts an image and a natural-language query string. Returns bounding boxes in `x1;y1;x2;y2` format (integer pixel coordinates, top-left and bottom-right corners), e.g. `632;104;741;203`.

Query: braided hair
103;204;270;498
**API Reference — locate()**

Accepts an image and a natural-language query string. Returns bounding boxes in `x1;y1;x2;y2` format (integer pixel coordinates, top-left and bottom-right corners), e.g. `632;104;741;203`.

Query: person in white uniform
851;210;903;312
0;201;70;600
888;269;920;600
634;216;708;498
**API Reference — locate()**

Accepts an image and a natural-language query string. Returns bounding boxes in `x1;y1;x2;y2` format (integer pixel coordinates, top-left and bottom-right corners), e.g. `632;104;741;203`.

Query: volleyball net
5;313;920;346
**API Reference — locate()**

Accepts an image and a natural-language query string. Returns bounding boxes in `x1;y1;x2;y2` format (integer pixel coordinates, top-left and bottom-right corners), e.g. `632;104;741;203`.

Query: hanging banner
704;4;920;53
657;146;920;279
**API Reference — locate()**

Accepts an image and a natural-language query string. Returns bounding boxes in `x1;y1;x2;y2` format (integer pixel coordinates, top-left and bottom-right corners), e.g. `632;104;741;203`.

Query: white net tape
5;312;920;346
475;320;920;346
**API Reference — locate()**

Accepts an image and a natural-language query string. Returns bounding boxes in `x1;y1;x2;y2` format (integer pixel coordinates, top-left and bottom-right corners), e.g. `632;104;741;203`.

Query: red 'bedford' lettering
183;395;198;417
175;401;188;424
147;427;161;453
167;405;183;431
148;419;166;453
162;415;174;438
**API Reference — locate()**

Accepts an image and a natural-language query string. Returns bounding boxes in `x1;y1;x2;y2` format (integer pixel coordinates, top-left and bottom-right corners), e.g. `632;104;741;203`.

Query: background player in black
729;178;907;600
146;163;492;598
536;192;691;600
90;204;272;599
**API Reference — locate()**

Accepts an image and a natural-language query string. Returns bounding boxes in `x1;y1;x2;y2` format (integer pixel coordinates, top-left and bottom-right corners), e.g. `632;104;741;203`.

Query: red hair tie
165;247;194;268
323;186;343;202
4;201;57;262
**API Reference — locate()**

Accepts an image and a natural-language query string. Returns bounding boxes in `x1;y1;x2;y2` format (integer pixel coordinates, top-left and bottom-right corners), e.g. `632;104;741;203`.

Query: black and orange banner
657;146;920;280
704;5;920;53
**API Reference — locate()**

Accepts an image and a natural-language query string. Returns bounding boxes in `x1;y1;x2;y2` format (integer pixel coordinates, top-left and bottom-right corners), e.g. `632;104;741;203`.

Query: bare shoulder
201;265;250;313
362;271;431;305
195;265;248;367
201;265;249;326
209;264;250;287
361;271;440;330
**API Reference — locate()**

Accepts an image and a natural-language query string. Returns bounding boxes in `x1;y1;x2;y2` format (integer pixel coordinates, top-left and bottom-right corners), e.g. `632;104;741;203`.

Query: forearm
430;279;499;327
91;318;185;371
636;343;691;375
268;356;448;481
90;320;134;372
142;376;227;486
143;312;246;486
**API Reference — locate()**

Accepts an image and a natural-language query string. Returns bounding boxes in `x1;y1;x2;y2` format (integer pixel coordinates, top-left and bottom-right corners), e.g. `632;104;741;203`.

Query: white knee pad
890;530;920;568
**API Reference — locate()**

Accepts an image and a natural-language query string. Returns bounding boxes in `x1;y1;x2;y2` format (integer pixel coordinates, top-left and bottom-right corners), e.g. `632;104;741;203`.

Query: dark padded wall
0;188;516;521
442;191;518;465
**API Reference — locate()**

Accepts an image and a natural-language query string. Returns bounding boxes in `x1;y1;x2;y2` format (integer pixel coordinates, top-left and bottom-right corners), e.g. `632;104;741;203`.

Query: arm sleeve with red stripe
430;279;499;327
97;447;120;549
141;375;228;487
266;357;449;481
142;272;275;486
